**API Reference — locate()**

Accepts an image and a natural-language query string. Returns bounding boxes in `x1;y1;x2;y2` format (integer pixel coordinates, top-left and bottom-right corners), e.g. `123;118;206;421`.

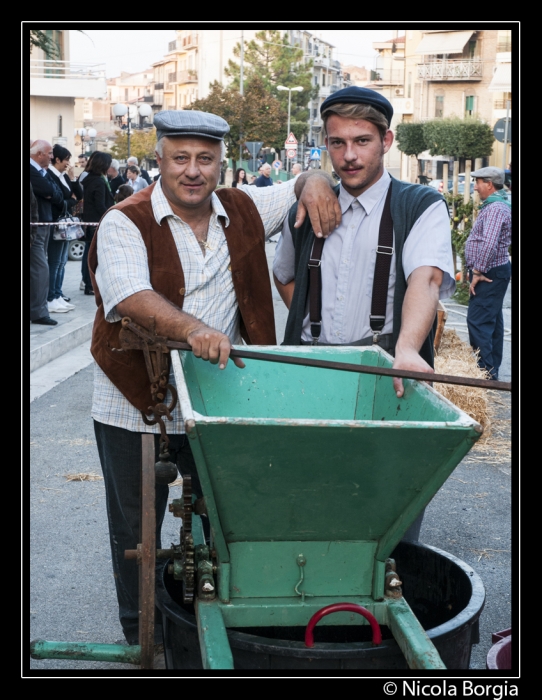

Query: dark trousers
82;240;92;290
47;237;69;301
93;421;202;645
467;262;511;380
30;225;50;320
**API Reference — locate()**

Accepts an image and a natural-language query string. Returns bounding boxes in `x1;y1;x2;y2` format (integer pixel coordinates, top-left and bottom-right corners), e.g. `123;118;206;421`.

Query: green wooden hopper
170;344;483;670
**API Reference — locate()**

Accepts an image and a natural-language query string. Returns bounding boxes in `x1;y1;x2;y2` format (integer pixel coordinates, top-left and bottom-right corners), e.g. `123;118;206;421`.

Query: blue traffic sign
310;148;321;160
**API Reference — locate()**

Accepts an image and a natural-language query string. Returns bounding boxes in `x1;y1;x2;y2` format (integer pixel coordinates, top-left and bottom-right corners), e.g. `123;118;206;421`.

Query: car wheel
68;240;85;261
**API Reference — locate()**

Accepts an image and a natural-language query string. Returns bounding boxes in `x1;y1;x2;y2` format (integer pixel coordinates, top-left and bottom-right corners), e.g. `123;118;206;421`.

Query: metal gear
180;475;195;603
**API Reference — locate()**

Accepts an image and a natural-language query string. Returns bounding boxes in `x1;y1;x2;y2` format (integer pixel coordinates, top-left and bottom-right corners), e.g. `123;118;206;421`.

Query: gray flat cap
154;110;229;141
471;167;505;185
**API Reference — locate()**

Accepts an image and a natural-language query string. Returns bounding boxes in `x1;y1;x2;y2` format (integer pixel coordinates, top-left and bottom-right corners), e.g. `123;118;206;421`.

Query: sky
68;26;399;79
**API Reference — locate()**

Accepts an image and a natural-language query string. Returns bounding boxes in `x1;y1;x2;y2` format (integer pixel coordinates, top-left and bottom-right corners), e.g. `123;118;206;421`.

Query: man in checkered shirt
88;109;341;649
465;167;511;381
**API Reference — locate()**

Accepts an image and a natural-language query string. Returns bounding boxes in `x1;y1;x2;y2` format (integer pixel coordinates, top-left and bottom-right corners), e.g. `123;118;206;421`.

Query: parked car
428;174;473;195
68;239;85;261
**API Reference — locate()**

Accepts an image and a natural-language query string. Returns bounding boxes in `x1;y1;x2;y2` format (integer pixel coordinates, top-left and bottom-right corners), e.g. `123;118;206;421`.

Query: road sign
273;160;282;170
285;132;298;145
286;149;297;159
493;118;511;144
310;148;321;160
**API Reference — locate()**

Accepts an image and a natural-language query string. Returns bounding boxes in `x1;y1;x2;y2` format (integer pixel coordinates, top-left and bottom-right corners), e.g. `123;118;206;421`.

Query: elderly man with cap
87;109;340;651
273;87;455;541
465;167;511;381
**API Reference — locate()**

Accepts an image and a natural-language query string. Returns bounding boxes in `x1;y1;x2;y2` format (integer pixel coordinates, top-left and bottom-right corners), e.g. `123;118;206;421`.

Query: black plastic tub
156;541;485;670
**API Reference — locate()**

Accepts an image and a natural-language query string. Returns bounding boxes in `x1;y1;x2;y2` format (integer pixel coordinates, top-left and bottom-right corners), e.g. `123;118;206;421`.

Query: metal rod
168;342;511;392
30;640;141;665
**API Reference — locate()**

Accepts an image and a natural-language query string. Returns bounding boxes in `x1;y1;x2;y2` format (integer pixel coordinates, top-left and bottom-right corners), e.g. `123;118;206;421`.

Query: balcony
178;69;198;84
167;71;177;87
417;59;482;81
168;35;198;53
370;68;404;85
314;55;330;68
30;59;107;99
154;82;164;90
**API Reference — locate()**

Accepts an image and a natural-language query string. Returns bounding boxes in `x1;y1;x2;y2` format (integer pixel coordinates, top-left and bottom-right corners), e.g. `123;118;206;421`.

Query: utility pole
240;30;244;96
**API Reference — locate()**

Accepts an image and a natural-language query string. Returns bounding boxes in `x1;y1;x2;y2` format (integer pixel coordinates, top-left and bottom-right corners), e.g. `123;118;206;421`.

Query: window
465;95;475;116
58;115;62;137
468;40;476;59
435;95;444;118
125;88;129;101
322;73;326;86
497;30;511;52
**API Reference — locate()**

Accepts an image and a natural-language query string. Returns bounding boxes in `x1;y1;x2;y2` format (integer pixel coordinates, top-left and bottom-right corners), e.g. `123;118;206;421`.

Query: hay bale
434;328;492;438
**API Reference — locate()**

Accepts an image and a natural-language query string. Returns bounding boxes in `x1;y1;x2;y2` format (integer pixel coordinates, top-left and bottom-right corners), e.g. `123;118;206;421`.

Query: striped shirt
465;201;511;274
92;178;297;433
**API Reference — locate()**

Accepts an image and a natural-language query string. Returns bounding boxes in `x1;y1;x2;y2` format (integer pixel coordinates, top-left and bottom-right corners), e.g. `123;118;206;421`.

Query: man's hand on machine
186;324;245;370
294;172;342;238
392;345;434;398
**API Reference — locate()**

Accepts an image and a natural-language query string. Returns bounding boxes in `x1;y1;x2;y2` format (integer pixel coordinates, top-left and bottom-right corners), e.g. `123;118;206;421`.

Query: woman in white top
125;165;148;193
47;145;83;313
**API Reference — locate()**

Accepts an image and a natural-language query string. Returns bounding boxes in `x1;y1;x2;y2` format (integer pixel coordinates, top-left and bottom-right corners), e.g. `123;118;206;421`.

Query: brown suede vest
88;184;276;414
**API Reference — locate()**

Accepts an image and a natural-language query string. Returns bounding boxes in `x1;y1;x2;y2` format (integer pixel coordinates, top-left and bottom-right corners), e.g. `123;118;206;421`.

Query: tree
395;122;427;177
423;117;494;160
110;130;157;163
188;75;285;165
224;30;317;141
30;29;86;59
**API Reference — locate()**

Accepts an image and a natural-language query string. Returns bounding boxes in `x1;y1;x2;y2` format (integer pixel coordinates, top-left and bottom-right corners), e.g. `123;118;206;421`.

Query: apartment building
287;30;344;147
402;29;512;178
30;29;107;156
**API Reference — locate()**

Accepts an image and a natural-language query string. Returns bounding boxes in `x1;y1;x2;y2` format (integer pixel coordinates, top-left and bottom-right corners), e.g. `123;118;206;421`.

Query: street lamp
75;127;97;155
112;102;153;159
277;85;303;173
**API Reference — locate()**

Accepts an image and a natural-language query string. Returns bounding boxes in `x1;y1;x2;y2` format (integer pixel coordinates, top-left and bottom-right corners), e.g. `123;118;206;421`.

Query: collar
151;178;230;228
338;170;391;215
49;164;64;179
30;158;43;172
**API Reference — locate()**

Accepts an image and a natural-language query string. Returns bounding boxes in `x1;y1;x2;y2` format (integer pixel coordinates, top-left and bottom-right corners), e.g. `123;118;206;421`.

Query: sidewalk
30;260;97;373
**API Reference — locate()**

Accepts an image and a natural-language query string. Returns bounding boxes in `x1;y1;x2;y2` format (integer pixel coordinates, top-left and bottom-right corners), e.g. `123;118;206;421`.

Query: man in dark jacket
30;139;64;325
254;162;274;187
107;159;124;195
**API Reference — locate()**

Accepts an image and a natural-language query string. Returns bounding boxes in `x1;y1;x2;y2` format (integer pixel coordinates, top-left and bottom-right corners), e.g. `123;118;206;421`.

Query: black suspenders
307;182;394;345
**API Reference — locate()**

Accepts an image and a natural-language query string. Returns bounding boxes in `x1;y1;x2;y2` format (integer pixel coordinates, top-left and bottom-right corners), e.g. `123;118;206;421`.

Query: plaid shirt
92;179;297;433
465;201;511;274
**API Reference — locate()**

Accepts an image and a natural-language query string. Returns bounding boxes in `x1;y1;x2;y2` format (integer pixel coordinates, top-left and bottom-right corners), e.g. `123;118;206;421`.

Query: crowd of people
29;146;149;323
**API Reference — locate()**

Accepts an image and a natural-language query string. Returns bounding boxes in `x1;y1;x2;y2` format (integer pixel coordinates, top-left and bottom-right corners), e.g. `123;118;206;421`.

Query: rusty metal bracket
117;317;179;450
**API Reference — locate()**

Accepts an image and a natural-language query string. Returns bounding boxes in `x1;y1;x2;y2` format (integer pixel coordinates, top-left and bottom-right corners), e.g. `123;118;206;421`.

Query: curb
30;320;94;373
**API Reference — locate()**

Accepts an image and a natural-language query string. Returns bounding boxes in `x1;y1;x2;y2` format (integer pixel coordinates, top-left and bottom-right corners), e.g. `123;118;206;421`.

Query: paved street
29;249;512;674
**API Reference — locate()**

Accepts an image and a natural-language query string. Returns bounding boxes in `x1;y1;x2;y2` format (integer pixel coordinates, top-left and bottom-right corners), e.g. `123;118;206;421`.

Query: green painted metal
171;345;482;666
386;597;447;669
29;639;141;664
228;541;377;599
217;596;388;628
196;601;235;669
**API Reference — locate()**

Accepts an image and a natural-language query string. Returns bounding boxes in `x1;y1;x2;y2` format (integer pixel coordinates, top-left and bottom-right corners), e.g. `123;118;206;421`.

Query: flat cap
320;86;393;126
471;167;505;185
154;110;229;141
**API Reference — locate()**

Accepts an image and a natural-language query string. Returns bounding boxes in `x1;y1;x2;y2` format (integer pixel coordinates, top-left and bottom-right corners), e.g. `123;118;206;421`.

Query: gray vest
282;177;447;368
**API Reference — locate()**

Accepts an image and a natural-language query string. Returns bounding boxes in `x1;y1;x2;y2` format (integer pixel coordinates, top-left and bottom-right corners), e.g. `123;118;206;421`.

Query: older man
107;158;124;195
254;162;274;187
465;167;511;381
30;139;64;325
291;162;303;178
88;109;340;648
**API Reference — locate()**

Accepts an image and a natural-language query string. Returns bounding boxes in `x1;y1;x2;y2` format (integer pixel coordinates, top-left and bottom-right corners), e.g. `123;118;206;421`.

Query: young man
465;167;511;380
88;109;340;648
273;86;455;399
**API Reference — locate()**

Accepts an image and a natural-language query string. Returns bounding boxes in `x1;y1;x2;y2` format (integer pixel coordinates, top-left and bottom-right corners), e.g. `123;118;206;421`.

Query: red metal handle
305;603;382;648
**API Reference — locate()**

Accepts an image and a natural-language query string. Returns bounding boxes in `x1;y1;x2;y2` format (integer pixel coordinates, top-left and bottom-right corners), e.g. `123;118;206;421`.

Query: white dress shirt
273;171;455;344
